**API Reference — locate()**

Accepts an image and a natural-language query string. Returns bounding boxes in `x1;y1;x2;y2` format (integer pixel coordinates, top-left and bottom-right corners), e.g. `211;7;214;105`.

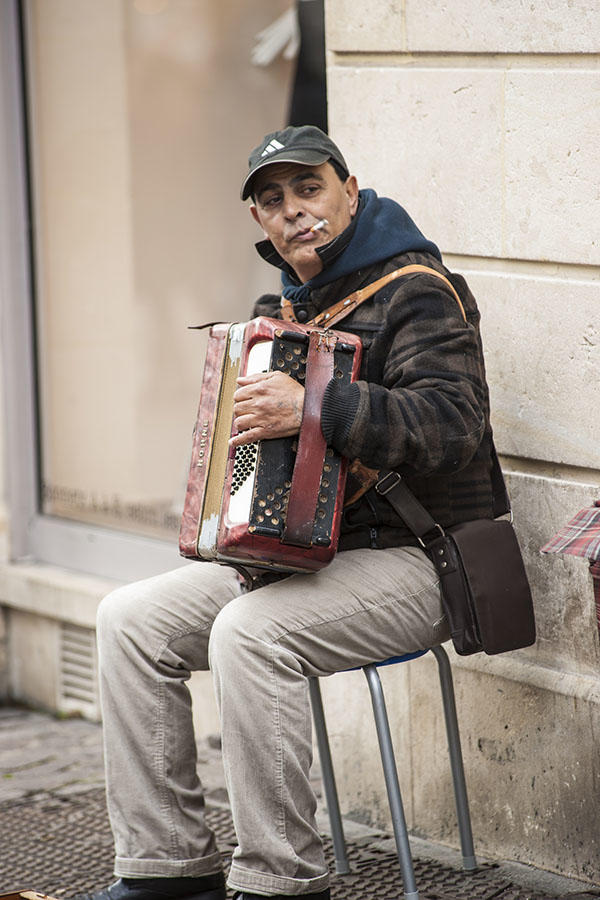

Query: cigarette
310;218;328;233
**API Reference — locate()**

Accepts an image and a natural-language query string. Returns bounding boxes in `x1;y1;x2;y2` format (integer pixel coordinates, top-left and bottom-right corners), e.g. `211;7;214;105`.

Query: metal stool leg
308;677;351;874
431;645;477;870
364;664;419;900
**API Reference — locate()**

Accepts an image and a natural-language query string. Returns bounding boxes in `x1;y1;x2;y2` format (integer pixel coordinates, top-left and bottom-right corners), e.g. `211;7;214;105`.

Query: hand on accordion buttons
229;370;305;447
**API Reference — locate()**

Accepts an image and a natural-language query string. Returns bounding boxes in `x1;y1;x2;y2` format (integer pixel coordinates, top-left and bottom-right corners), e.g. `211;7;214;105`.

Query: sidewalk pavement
1;706;599;900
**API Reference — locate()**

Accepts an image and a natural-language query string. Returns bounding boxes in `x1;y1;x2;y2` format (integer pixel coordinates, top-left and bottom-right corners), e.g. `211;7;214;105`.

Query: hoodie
254;189;441;303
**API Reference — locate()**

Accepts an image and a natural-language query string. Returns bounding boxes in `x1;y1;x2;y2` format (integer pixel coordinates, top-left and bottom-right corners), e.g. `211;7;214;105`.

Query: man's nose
281;194;304;220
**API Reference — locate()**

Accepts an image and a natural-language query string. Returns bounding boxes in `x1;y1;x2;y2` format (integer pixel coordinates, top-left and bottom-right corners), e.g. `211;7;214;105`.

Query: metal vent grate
58;622;99;720
0;789;586;900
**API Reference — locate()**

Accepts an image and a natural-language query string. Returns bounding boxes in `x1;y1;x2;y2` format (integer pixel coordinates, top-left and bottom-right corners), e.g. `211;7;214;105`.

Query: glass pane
25;0;293;539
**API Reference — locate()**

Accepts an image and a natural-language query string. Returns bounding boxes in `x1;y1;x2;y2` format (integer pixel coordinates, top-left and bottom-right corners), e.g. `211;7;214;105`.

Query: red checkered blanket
541;501;600;562
541;501;600;630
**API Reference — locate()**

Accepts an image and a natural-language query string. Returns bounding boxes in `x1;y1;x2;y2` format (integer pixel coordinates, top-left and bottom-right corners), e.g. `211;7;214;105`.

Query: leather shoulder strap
309;264;467;330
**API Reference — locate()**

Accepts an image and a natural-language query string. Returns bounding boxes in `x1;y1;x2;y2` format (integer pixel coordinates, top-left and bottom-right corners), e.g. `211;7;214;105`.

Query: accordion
179;316;362;574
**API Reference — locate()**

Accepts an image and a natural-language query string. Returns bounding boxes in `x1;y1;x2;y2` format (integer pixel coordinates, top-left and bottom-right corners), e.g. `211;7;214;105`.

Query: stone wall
323;0;600;882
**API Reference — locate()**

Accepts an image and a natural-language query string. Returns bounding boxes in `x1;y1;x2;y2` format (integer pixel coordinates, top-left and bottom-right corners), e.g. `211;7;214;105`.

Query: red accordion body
179;316;362;574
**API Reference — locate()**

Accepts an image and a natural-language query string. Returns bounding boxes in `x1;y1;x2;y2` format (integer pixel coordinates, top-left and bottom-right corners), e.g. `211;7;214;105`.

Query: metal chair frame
308;644;476;900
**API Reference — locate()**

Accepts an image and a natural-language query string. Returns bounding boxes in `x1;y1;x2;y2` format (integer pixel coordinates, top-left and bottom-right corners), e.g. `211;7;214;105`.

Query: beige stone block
465;270;600;467
326;0;405;52
0;562;112;628
327;0;600;53
329;67;504;257
405;0;600;53
7;610;60;709
412;664;600;881
504;72;600;265
502;471;600;676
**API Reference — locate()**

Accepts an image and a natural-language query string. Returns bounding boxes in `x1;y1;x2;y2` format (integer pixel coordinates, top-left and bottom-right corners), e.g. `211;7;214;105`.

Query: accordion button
296;308;308;322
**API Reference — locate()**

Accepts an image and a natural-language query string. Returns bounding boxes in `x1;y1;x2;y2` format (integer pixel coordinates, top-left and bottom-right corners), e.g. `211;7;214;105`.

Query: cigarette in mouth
310;218;328;233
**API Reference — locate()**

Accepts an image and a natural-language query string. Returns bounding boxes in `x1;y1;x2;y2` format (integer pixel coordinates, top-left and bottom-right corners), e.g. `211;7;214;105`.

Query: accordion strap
280;264;466;329
283;330;338;547
280;266;472;524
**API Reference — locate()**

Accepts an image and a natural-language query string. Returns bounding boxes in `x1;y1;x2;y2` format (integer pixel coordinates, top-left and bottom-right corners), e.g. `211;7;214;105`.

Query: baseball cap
241;125;350;200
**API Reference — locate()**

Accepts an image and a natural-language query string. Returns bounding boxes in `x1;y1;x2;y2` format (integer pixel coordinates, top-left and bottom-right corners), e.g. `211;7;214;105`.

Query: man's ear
249;204;269;239
345;175;359;217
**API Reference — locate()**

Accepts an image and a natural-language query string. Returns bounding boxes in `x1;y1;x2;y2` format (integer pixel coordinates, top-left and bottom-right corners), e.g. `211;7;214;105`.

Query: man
84;126;495;900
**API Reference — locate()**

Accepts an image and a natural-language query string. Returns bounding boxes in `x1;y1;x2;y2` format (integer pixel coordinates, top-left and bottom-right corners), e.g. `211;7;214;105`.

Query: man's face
250;161;359;283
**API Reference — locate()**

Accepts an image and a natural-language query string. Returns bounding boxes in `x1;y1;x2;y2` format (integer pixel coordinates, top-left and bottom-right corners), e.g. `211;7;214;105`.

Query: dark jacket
252;198;497;551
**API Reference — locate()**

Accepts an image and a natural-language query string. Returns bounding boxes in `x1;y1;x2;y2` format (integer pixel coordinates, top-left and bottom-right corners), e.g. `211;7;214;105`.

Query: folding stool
308;644;477;900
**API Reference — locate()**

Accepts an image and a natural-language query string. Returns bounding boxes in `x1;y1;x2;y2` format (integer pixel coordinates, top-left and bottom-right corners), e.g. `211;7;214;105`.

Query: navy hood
254;189;441;304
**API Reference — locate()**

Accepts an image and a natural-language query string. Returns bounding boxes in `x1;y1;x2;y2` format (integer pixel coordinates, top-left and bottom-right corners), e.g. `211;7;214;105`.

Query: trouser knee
96;583;144;659
208;597;272;677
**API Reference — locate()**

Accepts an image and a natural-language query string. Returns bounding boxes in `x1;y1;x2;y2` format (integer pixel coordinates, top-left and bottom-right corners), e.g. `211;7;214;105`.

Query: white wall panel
405;0;600;54
329;66;505;256
329;66;600;265
464;269;600;467
328;0;600;53
504;71;600;265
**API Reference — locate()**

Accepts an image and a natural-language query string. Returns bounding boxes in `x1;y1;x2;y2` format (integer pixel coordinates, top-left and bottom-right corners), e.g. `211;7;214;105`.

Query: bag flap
450;519;536;654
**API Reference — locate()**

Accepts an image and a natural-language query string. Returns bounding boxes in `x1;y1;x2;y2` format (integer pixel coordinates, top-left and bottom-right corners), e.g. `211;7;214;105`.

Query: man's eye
262;195;281;208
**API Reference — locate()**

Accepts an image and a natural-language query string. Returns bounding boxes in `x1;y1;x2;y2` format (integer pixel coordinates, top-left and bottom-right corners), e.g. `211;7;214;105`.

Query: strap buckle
375;471;401;496
417;523;446;550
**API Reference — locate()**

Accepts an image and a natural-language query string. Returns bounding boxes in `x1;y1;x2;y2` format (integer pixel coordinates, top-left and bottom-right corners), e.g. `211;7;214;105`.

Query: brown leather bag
375;454;536;656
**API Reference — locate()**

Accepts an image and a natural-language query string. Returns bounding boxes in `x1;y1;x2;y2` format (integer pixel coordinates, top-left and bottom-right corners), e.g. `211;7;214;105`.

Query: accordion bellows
179;316;362;573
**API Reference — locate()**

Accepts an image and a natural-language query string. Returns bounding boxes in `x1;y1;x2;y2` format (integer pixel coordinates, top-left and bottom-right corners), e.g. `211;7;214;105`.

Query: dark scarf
254;189;441;304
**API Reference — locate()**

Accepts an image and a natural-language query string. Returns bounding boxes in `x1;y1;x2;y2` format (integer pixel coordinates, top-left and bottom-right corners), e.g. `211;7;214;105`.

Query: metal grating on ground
0;788;598;900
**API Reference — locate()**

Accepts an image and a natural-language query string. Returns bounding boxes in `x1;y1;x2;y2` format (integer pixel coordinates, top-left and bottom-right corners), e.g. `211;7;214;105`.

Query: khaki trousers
96;546;448;896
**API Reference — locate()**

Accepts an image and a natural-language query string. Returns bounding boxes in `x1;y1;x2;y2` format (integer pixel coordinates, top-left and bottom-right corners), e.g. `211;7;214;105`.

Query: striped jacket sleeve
323;278;488;476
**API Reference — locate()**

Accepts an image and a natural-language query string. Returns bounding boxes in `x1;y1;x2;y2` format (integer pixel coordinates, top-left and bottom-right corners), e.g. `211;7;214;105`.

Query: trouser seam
154;676;180;859
150;621;214;861
269;640;301;878
267;577;441;647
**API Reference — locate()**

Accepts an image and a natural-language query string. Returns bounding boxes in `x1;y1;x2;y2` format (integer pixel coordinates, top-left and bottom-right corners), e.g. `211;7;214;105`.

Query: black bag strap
374;471;440;545
490;441;511;518
375;440;511;546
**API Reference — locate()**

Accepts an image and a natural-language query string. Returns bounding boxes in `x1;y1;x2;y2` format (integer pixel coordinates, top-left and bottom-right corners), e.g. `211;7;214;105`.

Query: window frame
0;0;185;582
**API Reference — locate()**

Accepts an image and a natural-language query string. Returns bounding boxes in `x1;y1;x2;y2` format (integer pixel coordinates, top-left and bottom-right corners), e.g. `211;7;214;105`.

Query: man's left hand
229;371;304;447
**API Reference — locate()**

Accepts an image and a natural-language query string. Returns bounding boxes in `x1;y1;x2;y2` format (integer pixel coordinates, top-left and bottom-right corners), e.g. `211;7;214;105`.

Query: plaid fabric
540;501;600;562
253;250;498;549
591;560;600;631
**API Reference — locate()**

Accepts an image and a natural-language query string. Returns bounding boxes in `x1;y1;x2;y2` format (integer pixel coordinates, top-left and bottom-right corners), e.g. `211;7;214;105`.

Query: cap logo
261;139;285;157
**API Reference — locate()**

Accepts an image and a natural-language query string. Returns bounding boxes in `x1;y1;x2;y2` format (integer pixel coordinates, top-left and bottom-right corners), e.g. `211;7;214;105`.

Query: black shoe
232;890;330;900
73;874;226;900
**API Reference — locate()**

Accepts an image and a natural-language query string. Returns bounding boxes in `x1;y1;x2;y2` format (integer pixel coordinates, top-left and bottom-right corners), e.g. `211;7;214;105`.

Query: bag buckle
417;523;446;550
375;471;401;495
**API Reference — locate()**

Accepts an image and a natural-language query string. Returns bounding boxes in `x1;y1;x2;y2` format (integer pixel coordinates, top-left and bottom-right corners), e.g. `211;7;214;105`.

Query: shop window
23;0;292;546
